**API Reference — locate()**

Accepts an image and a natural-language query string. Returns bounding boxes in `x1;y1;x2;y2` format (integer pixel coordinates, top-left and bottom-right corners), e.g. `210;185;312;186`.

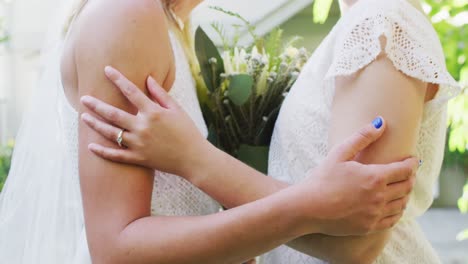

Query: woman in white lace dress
81;0;461;263
0;0;420;263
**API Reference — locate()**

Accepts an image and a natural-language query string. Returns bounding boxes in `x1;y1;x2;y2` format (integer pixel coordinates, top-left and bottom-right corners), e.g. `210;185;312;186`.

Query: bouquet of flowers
194;8;309;173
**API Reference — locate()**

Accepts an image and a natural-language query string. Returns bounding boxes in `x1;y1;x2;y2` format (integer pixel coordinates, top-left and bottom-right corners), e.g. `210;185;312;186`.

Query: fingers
88;143;140;165
330;117;386;162
377;157;419;185
376;212;403;230
104;66;158;112
385;177;415;202
81;113;134;147
147;76;176;109
81;96;134;129
383;196;409;217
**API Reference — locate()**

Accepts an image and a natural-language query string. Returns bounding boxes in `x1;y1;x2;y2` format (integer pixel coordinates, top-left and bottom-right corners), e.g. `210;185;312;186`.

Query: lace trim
325;0;461;107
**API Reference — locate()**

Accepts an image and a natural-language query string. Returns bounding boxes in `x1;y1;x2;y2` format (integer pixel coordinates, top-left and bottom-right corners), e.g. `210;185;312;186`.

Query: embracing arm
78;3;419;262
75;1;322;263
177;52;424;263
287;51;427;263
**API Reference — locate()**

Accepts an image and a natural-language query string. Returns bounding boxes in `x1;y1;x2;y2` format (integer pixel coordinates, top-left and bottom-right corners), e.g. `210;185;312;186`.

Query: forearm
191;144;390;262
288;232;391;264
105;187;307;264
189;144;288;208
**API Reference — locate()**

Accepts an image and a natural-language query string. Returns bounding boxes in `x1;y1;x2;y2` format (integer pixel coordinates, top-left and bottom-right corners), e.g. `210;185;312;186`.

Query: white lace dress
60;31;220;262
263;0;460;263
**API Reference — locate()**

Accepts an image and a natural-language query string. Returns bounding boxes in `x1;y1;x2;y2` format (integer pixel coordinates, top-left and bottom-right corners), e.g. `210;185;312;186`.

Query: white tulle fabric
263;0;460;263
0;22;219;262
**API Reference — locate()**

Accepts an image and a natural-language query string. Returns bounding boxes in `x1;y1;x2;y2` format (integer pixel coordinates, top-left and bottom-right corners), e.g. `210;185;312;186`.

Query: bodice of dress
150;32;220;216
60;30;220;220
264;0;460;263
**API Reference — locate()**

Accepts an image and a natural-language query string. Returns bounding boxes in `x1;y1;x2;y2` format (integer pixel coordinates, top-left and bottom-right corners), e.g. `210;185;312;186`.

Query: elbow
89;246;123;264
88;236;132;264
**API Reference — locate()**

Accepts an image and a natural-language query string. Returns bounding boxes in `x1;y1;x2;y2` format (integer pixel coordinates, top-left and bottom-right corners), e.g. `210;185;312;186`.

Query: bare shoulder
72;0;174;97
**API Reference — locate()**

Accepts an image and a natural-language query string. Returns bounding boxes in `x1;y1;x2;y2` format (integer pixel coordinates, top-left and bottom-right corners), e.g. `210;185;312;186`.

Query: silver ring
116;129;125;148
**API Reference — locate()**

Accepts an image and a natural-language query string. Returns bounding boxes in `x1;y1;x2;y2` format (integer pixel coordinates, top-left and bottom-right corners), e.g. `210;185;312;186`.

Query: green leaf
207;125;218;146
195;26;225;93
459;196;468;214
313;0;334;24
228;74;253;106
453;0;468;8
237;145;269;174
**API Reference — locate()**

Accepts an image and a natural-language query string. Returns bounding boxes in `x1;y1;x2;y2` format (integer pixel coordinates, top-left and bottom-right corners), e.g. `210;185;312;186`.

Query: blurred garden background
0;0;466;262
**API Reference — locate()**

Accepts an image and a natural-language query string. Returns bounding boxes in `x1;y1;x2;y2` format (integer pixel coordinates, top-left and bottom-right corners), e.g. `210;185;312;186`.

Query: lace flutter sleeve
325;0;460;105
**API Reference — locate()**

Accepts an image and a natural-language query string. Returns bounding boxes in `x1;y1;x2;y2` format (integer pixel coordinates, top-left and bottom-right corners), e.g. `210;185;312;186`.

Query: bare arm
75;1;325;263
285;50;427;263
77;4;419;263
166;52;424;263
80;70;418;262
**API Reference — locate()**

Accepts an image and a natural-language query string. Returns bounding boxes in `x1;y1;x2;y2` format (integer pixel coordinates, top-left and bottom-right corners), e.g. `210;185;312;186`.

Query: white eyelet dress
60;31;220;263
262;0;461;263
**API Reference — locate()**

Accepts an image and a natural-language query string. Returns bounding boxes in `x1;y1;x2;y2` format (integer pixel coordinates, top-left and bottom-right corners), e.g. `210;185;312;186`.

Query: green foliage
0;141;14;192
237;145;269;174
194;10;309;173
426;0;468;238
228;74;254;106
195;27;225;93
313;0;334;24
313;0;468;239
209;6;261;49
426;0;468;154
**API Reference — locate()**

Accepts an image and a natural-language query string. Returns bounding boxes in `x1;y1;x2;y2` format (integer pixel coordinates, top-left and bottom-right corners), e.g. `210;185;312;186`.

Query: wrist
278;184;323;236
182;140;223;187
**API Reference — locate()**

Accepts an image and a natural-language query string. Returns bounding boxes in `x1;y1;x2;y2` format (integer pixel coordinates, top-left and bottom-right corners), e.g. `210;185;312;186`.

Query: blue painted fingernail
372;117;383;129
419;159;423;167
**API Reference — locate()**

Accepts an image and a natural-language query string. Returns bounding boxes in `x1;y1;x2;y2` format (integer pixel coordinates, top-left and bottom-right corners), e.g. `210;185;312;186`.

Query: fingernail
147;76;157;87
372;117;383;129
104;66;117;80
81;113;91;122
88;143;99;152
418;159;423;167
80;96;92;104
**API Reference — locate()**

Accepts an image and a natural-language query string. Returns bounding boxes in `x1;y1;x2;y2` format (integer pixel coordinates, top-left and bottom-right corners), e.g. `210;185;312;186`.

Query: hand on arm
75;1;339;263
288;52;428;263
81;66;418;237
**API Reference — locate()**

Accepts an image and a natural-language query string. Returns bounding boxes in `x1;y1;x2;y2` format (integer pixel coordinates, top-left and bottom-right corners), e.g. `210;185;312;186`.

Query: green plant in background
423;0;468;241
426;0;468;154
195;7;309;173
0;140;14;192
313;0;468;239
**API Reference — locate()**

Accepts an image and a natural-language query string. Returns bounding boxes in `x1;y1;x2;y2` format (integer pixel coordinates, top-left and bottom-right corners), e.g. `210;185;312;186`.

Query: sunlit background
0;0;467;262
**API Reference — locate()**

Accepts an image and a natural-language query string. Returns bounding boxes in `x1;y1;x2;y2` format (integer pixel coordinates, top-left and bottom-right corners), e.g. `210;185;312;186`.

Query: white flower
223;51;234;75
285;47;299;58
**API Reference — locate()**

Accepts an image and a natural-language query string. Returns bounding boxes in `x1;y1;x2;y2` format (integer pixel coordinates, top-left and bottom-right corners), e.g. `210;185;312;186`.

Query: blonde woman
0;0;419;263
81;0;461;263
